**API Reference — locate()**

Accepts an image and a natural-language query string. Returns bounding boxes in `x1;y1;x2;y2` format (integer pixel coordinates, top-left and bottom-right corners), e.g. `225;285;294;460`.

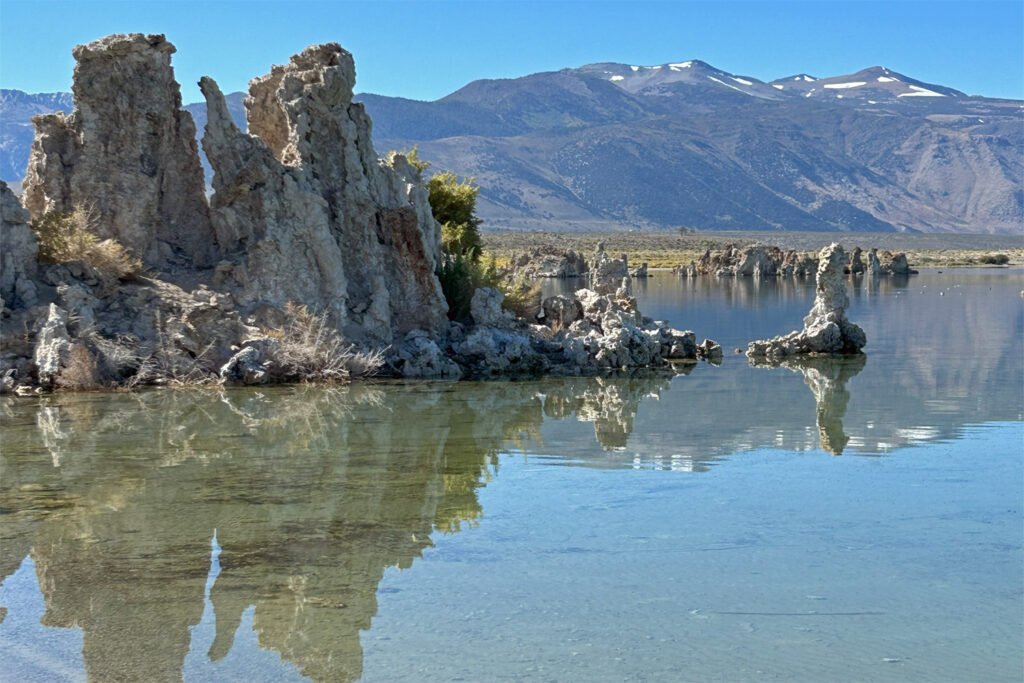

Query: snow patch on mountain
707;76;747;93
824;82;867;89
898;85;946;97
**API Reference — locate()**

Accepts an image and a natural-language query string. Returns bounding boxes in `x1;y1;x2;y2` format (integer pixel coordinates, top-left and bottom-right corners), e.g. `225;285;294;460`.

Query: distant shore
482;230;1024;269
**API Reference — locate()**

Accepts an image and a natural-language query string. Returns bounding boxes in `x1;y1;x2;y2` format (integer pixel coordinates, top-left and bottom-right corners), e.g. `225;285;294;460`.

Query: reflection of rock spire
0;383;545;682
750;355;866;454
0;374;678;681
541;373;674;450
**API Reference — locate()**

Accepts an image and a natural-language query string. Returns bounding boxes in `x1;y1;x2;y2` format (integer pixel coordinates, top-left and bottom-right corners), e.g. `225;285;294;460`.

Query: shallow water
1;268;1021;681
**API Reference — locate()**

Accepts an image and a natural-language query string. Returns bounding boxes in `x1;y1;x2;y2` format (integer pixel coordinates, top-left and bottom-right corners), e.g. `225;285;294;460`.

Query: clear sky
1;0;1021;103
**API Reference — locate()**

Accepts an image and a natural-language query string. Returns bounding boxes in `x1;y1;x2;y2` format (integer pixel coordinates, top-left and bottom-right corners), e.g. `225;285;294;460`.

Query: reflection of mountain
0;377;675;681
750;355;867;454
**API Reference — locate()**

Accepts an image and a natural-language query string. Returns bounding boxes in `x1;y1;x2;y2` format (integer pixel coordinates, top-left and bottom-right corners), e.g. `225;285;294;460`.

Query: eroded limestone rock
470;287;513;328
506;247;588;279
631;262;649;278
0;181;39;309
33;304;72;387
200;43;447;344
589;243;631;296
22;34;216;268
849;247;865;275
747;244;866;359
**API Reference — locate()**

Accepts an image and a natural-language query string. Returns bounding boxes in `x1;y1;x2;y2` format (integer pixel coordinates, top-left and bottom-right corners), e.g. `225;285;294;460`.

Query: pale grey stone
747;244;867;359
22;34;215;268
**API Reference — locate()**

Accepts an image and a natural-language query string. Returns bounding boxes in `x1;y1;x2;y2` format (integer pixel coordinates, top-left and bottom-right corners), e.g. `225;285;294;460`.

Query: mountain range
2;59;1021;233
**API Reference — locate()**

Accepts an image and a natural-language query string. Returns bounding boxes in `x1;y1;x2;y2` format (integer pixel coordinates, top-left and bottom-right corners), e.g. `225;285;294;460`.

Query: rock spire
200;43;447;343
747;243;866;359
22;34;216;268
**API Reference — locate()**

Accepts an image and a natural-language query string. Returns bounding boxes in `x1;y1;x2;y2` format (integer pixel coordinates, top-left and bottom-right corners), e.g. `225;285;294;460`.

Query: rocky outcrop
589;243;631;296
3;35;719;390
505;246;588;279
747;244;867;359
200;44;447;344
678;243;913;280
848;247;865;275
685;244;795;278
673;261;698;278
631;262;649;278
778;249;818;278
878;250;916;275
32;304;72;387
22;34;216;269
0;181;38;309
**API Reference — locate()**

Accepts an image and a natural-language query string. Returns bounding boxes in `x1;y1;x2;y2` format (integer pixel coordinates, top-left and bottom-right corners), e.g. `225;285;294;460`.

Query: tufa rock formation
589;242;632;296
22;34;216;269
746;243;867;359
200;44;447;343
3;34;719;389
505;246;589;279
675;243;914;279
1;180;39;309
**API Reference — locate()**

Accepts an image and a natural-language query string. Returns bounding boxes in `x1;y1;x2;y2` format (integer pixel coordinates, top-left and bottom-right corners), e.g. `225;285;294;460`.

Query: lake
1;268;1021;681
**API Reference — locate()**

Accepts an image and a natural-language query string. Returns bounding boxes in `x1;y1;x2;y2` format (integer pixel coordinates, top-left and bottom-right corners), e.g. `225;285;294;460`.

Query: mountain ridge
2;58;1020;233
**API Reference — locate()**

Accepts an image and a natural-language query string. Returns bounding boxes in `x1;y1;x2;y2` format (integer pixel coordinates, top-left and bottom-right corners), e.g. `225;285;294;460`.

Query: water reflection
750;355;866;454
0;376;686;681
1;269;1021;681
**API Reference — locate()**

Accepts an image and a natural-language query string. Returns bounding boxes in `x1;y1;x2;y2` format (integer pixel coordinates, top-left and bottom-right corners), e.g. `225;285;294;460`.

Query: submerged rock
747;244;867;359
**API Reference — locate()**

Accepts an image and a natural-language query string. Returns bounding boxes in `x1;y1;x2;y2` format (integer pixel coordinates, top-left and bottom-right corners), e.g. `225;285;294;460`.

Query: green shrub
979;253;1010;265
428;171;483;261
387;145;431;174
437;255;500;322
31;208;141;281
500;278;543;321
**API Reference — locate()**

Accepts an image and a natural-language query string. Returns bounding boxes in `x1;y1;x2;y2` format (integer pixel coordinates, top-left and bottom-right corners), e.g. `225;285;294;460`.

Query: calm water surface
1;268;1021;681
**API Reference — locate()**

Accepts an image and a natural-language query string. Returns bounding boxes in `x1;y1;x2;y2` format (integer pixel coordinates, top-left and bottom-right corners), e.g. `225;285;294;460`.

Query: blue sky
1;1;1021;102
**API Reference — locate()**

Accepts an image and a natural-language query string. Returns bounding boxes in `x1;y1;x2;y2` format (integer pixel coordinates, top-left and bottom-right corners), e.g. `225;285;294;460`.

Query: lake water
1;268;1021;682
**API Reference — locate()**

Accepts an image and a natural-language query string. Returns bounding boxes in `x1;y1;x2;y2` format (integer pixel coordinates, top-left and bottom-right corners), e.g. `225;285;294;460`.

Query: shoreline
482;231;1024;269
